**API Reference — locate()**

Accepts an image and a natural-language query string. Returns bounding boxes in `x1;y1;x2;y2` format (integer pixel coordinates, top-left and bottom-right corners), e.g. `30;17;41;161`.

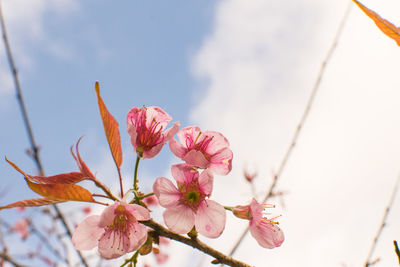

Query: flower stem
133;155;141;191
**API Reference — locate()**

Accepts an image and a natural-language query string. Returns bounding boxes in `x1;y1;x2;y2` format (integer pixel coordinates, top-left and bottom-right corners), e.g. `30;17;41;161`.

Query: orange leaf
6;157;87;184
0;198;63;210
95;81;123;168
71;137;96;180
353;0;400;46
26;179;95;202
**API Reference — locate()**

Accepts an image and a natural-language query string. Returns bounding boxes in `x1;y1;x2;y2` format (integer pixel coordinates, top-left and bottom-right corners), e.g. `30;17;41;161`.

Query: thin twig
364;174;400;267
228;1;353;256
0;2;89;266
0;252;23;267
394;240;400;265
141;219;252;267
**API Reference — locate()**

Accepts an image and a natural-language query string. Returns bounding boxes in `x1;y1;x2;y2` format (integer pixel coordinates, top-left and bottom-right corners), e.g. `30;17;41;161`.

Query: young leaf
95;81;123;168
0;198;63;210
6;157;87;184
26;179;95;202
353;0;400;46
71;137;96;180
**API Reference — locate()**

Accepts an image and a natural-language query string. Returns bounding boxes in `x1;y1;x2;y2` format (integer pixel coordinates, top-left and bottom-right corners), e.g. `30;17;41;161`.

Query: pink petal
127;121;138;150
98;203;118;228
183;150;209;169
208;147;233;175
169;138;186;158
203;131;230;155
163;121;180;142
195;200;226;238
176;126;202;148
163;205;195;234
129;223;148;251
144;107;171;129
72;215;104;250
142;142;165;159
249;221;284;249
171;164;198;184
198;170;213;196
153;178;181;208
98;230;126;259
125;203;150;221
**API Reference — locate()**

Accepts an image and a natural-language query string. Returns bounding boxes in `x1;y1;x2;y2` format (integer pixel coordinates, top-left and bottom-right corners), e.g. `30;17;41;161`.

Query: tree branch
364;174;400;267
0;2;88;266
228;1;353;256
141;219;252;267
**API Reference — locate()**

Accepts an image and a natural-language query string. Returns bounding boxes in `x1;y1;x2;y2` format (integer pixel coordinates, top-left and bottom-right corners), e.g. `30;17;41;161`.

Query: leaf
0;198;63;210
26;179;95;202
70;137;96;180
353;0;400;46
6;157;87;184
95;81;123;168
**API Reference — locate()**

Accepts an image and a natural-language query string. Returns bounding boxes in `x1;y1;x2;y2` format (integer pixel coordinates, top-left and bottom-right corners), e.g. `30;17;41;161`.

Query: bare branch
364;175;400;266
394;240;400;265
0;2;89;266
228;1;353;256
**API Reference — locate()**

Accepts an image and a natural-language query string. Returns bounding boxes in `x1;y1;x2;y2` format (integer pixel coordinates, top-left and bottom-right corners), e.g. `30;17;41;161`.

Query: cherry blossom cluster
3;90;284;266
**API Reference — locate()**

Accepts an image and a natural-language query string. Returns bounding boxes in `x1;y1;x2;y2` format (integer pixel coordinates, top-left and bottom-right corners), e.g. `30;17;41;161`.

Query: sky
0;0;400;266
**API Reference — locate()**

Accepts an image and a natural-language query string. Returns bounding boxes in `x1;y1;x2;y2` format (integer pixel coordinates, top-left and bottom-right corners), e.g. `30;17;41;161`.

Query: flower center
179;180;205;211
135;112;164;153
185;131;213;161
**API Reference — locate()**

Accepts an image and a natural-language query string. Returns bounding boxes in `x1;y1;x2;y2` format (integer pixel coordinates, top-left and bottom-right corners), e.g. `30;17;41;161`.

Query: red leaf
95;81;123;168
70;137;96;180
6;157;87;184
0;198;63;210
26;179;95;202
353;0;400;46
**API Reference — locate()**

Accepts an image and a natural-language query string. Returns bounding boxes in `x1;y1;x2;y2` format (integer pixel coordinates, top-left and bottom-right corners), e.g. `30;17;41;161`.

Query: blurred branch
0;2;89;266
141;219;251;267
228;1;353;257
0;252;23;267
364;174;400;267
394;240;400;265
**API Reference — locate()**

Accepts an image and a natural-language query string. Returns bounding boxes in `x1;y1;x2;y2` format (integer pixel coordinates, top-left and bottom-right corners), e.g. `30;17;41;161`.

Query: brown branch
0;2;89;266
394;240;400;265
0;252;24;267
364;175;400;267
141;219;252;267
228;1;353;256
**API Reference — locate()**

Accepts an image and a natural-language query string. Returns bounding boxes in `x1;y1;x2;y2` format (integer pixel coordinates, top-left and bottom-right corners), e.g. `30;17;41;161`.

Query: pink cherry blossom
153;164;226;238
127;106;180;158
12;218;30;240
72;201;150;259
233;198;284;249
169;126;233;175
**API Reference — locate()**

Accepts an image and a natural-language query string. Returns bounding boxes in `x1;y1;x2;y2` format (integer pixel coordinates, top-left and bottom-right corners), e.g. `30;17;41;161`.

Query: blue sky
1;0;400;266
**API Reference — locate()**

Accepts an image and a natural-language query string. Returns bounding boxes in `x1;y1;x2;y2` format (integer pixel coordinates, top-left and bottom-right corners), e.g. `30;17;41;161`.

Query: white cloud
0;0;79;97
188;0;400;266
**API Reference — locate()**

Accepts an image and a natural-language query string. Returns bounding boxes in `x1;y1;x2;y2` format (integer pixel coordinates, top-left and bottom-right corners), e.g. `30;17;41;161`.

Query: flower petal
176;126;201;149
163;205;195;234
203;131;230;155
128;223;148;252
169;138;186;158
98;202;118;228
249;221;284;249
195;200;226;238
171;164;198;184
144;106;171;129
72;215;104;250
153;177;181;208
183;150;209;169
198;170;213;196
208;147;233;175
125;203;150;221
98;229;126;259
